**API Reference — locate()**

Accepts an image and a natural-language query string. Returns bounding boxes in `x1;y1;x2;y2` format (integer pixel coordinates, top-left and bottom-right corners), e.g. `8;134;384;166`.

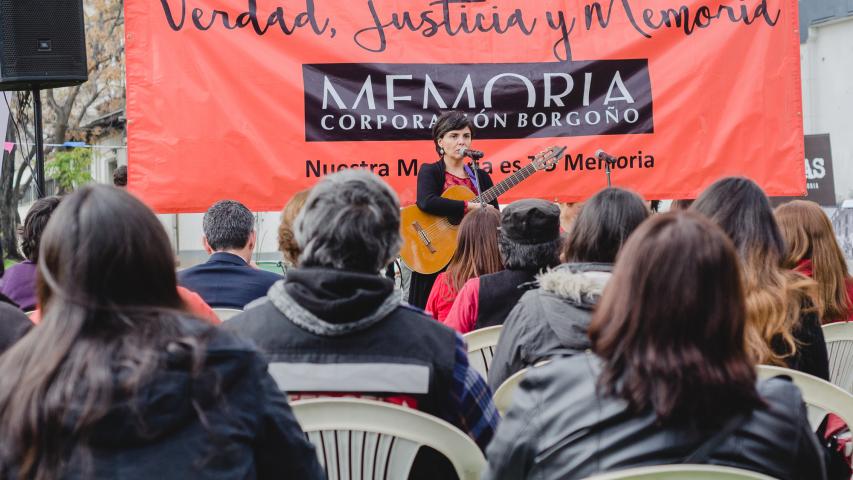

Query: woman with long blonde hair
692;177;829;380
776;200;853;323
426;207;502;322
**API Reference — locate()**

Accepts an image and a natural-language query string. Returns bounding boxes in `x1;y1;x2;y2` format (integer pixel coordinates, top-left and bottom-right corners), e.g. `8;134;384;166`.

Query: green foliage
3;258;16;269
47;148;92;194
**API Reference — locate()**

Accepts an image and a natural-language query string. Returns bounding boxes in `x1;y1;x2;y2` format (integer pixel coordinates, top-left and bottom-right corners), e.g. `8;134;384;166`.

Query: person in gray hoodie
488;187;650;390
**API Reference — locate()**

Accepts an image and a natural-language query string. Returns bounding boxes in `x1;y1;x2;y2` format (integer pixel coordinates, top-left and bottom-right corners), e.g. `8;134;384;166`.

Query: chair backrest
822;322;853;393
291;398;485;480
212;307;242;321
462;325;502;377
756;364;853;430
582;464;777;479
493;367;529;417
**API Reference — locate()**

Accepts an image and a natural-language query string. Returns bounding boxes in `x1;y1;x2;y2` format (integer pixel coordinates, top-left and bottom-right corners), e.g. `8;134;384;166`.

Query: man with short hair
225;170;498;455
445;199;563;333
178;200;282;308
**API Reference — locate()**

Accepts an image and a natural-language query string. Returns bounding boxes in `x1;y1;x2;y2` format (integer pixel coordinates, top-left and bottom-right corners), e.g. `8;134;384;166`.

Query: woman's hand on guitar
466;201;484;211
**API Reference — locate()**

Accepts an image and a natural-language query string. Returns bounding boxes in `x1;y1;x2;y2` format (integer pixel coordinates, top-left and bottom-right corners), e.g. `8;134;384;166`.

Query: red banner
125;0;804;212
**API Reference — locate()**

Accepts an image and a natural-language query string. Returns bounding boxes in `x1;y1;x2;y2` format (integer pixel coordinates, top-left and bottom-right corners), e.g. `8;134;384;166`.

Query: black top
0;302;31;354
416;159;499;222
782;308;830;381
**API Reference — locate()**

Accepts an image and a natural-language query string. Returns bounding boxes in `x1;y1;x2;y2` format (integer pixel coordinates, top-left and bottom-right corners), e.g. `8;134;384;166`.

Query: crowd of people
0;112;849;479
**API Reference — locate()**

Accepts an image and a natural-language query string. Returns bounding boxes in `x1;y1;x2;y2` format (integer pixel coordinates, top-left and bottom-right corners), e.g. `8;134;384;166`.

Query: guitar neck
475;163;538;205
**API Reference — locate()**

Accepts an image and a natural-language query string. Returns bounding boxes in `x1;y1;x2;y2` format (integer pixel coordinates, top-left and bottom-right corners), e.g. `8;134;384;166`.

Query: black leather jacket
484;353;827;480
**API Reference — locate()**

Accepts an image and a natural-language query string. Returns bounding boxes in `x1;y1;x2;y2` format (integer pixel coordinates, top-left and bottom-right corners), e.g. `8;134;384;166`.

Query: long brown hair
590;212;763;425
691;177;817;366
446;208;502;293
0;186;207;480
776;200;852;323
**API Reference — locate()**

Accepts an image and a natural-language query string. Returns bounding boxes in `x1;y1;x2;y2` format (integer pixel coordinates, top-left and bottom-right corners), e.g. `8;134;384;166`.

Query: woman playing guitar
408;111;499;309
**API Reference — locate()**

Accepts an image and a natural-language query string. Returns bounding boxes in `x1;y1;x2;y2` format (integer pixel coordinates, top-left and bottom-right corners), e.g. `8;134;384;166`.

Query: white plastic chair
582;464;777;479
462;325;502;377
823;322;853;393
756;364;853;430
212;307;242;321
493;367;529;417
291;398;485;480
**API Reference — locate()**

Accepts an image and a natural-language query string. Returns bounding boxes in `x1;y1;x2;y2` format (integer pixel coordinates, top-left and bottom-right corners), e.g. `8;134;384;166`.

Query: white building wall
800;16;853;203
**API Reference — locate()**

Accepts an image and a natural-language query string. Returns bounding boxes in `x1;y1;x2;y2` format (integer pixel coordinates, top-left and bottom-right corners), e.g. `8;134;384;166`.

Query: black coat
485;353;827;480
55;318;323;480
0;302;31;354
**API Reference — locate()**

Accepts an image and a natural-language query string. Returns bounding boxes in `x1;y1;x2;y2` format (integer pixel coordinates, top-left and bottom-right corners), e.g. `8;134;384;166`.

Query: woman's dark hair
19;196;61;262
691;177;815;366
431;111;474;157
589;212;763;425
562;187;649;263
0;185;206;480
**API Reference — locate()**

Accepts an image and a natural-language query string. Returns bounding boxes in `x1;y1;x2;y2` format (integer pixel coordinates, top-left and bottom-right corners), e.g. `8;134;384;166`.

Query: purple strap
462;163;482;195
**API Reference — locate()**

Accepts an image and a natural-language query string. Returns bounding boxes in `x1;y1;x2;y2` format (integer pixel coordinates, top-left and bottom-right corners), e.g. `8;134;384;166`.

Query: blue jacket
178;252;283;308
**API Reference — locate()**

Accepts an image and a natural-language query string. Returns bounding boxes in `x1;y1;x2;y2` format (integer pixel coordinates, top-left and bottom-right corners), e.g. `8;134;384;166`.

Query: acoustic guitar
400;146;565;275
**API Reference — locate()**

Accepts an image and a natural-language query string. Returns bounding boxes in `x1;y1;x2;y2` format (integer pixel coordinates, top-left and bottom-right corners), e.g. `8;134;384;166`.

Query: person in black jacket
408;111;498;308
692;177;830;380
485;212;826;480
0;185;322;480
487;187;649;390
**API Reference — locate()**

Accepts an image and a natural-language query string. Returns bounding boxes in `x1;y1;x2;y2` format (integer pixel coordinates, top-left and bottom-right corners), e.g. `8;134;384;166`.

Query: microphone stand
471;156;482;205
605;160;611;187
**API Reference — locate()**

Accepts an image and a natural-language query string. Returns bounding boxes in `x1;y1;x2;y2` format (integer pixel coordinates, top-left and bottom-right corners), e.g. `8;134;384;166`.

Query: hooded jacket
50;318;322;480
484;353;827;480
488;263;612;391
225;267;460;422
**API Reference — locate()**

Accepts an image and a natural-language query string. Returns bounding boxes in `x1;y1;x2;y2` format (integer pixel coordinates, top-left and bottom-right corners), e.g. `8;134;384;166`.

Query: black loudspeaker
0;0;87;91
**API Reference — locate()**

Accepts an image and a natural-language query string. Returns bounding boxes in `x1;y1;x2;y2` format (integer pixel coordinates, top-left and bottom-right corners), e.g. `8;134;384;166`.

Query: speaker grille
0;0;87;89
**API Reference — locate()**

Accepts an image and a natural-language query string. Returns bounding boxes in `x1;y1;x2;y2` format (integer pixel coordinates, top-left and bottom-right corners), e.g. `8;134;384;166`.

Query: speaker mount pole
31;86;46;199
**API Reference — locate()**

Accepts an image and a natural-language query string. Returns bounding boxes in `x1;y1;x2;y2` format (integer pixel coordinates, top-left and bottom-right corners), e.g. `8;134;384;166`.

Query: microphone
595;149;618;165
457;147;485;160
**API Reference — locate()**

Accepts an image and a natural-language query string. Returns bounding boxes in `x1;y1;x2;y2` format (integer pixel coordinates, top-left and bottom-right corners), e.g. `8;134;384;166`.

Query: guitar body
399;185;477;275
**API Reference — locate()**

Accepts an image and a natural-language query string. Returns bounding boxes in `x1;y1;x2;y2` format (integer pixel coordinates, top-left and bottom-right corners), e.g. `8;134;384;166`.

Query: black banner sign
303;61;654;142
772;134;836;207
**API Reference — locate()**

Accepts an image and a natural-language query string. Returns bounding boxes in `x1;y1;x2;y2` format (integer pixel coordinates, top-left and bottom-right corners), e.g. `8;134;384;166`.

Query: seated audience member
488;187;648;389
426;208;502;322
444;199;561;334
113;164;127;187
0;196;61;311
776;200;853;323
225;170;499;452
692;177;829;380
0;185;322;479
278;189;310;270
557;201;583;232
484;212;826;480
178;199;282;308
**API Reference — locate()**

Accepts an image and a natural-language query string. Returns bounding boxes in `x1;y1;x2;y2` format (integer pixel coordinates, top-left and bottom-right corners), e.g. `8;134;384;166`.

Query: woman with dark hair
0;196;61;311
692;177;829;380
776;200;853;323
0;185;322;480
408;111;498;309
426;207;503;322
488;187;649;389
484;212;826;480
